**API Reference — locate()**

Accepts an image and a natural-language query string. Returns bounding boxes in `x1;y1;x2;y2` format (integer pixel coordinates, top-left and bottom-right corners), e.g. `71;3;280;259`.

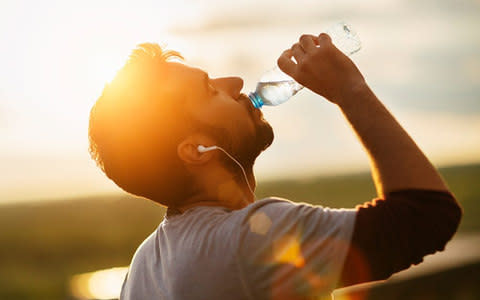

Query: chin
254;120;274;154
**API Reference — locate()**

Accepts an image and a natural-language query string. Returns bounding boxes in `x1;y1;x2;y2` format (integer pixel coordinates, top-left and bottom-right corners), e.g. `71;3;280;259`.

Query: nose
212;77;244;99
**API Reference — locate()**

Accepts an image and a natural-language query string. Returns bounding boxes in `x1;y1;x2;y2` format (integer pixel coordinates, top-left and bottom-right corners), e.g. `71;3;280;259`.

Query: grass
0;163;478;299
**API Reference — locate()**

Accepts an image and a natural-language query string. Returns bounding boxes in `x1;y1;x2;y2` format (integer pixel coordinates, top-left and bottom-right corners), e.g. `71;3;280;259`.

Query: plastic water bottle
249;22;361;109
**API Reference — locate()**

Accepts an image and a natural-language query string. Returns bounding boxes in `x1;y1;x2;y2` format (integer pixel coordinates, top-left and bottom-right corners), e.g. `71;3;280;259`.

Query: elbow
389;190;464;261
446;196;463;239
429;193;463;252
452;198;463;228
389;191;464;273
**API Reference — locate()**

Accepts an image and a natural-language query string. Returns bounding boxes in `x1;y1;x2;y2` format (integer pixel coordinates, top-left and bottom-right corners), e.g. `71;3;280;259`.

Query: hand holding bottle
249;22;363;108
277;33;366;106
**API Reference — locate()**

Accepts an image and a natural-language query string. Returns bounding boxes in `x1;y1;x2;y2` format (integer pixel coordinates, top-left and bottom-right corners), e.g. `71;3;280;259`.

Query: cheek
202;99;256;137
234;106;256;134
220;106;255;141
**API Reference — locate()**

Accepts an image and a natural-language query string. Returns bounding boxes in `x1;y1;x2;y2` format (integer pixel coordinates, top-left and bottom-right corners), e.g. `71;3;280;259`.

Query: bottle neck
248;92;264;109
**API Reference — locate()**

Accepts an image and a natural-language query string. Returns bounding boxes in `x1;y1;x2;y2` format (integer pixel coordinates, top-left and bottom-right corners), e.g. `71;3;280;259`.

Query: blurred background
0;0;479;299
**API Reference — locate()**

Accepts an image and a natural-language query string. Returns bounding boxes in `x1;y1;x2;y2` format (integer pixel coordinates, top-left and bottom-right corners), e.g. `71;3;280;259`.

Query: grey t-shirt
120;197;357;300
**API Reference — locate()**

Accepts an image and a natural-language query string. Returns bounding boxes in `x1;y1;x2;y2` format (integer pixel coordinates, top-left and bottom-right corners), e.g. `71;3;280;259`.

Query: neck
176;166;255;213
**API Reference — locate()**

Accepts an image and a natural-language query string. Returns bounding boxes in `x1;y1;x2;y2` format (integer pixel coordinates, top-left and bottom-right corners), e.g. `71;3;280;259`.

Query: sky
1;0;479;203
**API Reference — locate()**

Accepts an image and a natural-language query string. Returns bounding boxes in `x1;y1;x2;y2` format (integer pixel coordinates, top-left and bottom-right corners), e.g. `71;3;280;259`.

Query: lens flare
70;267;128;300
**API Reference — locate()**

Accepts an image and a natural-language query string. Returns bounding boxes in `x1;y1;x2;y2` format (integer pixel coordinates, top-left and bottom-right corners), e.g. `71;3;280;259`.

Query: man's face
166;62;274;169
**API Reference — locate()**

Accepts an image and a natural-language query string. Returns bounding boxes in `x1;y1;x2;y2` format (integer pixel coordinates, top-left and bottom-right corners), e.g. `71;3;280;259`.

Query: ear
177;136;215;165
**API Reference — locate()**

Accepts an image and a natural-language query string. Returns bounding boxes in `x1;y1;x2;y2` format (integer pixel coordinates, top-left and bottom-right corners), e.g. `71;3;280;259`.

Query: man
88;34;462;300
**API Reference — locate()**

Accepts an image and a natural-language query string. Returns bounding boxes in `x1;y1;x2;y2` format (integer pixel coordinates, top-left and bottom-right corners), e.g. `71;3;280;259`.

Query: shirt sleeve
235;198;357;300
337;189;463;289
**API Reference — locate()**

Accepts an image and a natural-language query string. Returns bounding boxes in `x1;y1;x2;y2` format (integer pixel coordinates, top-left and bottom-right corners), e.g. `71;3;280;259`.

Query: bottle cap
248;92;264;109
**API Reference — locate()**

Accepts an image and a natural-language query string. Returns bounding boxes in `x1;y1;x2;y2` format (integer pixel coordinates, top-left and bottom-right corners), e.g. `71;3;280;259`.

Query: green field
0;163;478;299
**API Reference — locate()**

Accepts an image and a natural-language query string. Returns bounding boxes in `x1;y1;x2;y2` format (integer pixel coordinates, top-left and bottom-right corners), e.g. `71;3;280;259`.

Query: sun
89;46;128;89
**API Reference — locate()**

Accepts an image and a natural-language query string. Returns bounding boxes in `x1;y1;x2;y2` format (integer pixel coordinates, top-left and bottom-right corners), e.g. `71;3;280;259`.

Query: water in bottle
249;21;361;109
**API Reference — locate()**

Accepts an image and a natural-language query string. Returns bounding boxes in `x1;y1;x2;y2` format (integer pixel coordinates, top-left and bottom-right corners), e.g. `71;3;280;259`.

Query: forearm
338;83;449;198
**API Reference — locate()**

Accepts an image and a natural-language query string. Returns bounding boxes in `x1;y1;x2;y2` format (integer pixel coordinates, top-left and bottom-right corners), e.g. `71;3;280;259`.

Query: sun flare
70;267;129;300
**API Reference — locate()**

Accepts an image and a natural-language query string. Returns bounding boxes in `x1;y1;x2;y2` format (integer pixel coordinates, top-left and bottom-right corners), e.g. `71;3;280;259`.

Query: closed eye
208;81;218;95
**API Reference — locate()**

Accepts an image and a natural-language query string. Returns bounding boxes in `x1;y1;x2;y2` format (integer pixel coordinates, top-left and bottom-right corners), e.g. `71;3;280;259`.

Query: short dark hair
88;43;196;207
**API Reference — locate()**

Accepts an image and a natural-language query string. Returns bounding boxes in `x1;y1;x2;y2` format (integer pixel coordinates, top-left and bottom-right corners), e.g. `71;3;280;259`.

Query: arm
278;33;463;287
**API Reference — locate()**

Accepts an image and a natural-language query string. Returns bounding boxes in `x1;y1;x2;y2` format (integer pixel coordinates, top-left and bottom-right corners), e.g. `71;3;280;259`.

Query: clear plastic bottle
249;22;361;109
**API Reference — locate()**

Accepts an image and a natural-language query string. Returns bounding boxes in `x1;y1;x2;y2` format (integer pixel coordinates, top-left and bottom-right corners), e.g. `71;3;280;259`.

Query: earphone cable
213;146;256;199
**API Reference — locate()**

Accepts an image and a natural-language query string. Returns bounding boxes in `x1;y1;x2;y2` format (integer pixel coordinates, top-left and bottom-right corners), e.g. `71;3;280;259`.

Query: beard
231;118;274;170
193;112;274;177
240;114;274;166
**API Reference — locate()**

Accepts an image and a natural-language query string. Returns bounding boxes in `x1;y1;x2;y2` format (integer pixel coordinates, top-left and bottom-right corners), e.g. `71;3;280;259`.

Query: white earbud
196;144;255;198
197;145;218;153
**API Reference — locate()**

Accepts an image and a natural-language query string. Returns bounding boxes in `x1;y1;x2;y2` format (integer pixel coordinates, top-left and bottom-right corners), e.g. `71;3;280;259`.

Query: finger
316;33;332;47
277;49;296;75
291;43;305;64
299;34;317;52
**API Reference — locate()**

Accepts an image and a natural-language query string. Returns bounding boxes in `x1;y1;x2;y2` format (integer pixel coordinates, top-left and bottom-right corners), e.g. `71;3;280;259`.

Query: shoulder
129;230;157;263
232;197;357;249
234;197;357;230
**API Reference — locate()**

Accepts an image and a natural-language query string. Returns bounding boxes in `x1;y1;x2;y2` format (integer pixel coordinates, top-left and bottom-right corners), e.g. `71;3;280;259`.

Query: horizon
2;161;478;205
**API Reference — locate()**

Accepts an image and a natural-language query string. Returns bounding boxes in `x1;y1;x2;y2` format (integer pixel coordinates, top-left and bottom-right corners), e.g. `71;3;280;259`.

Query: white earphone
197;144;255;198
197;145;218;153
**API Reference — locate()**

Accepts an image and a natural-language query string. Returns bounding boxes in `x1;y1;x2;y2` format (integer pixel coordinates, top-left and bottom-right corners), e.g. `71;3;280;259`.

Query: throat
177;178;252;213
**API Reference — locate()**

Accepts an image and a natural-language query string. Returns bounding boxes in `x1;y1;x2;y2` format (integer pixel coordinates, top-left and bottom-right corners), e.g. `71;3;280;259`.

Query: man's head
88;43;274;207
